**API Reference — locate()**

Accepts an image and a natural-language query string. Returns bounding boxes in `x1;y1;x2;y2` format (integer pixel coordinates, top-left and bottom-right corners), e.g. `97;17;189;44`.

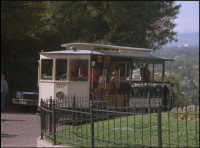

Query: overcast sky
174;1;199;34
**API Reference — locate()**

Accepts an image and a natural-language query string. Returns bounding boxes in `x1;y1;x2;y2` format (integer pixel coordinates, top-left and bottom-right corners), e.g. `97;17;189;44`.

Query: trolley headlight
16;91;22;98
56;91;64;99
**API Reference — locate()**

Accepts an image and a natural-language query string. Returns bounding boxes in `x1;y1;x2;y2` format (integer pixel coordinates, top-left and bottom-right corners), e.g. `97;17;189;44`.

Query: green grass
45;113;199;147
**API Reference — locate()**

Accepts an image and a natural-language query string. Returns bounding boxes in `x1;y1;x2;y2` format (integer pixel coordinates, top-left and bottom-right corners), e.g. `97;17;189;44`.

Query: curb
37;137;69;147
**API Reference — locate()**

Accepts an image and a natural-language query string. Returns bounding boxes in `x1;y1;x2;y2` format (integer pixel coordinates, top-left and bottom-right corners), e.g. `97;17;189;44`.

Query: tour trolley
38;43;174;111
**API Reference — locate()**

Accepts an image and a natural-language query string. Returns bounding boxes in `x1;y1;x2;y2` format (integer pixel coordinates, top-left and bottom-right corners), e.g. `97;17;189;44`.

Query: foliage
171;105;199;121
1;1;46;40
1;1;181;49
165;75;196;107
165;75;181;97
1;0;181;51
154;46;199;106
154;46;199;82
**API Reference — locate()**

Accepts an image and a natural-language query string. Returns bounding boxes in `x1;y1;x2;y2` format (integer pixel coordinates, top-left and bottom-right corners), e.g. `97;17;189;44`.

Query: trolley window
69;59;88;81
55;59;67;81
41;59;53;80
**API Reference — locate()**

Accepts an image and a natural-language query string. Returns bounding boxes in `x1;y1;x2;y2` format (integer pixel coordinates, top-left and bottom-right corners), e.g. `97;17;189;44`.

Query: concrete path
1;111;40;147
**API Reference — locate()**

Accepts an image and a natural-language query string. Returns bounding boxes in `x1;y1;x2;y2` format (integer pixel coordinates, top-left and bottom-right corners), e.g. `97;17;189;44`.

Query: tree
1;1;47;105
99;1;180;49
1;1;181;50
1;1;46;41
41;1;180;49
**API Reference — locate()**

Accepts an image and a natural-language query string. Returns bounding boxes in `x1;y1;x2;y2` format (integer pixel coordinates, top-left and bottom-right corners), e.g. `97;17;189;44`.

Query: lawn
46;112;199;147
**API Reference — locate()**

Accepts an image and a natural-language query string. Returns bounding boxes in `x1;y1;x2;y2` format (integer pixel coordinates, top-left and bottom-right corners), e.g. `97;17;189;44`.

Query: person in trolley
83;62;98;89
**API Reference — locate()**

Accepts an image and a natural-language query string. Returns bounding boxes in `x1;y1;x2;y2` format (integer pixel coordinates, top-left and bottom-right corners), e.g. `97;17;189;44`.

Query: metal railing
40;94;199;147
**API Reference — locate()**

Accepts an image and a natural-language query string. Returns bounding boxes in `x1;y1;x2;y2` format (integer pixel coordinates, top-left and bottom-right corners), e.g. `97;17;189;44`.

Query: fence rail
40;94;199;147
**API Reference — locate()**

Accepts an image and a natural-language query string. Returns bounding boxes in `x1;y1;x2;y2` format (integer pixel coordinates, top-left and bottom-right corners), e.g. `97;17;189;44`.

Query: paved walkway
1;109;40;147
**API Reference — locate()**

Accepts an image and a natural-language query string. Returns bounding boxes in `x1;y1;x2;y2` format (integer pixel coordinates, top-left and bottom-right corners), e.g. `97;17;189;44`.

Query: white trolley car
38;43;174;110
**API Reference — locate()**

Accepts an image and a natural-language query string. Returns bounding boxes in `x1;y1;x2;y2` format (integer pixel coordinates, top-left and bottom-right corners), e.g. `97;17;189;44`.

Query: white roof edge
61;42;153;52
40;49;104;55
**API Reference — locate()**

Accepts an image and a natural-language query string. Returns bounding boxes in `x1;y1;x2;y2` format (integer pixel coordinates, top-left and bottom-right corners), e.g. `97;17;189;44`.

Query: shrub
171;105;199;121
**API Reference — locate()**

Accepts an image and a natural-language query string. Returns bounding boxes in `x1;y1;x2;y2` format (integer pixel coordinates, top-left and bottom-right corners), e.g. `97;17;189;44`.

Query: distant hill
165;32;199;47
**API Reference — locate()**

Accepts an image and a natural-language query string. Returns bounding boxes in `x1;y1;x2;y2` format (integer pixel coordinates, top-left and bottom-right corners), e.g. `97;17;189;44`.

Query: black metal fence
40;94;199;147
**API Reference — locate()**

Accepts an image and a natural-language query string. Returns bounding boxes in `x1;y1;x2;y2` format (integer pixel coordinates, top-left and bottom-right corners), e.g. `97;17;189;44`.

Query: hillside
165;32;199;47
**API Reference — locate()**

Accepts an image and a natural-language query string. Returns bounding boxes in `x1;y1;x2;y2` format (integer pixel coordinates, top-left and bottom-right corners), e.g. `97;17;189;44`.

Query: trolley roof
61;42;153;52
40;42;174;61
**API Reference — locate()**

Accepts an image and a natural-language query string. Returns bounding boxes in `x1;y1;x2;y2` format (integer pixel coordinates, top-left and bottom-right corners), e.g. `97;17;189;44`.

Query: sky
174;1;199;34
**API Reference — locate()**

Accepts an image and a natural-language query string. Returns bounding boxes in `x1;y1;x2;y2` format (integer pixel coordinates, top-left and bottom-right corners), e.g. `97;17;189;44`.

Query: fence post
106;92;109;110
40;99;44;139
52;100;56;145
49;97;52;133
157;103;162;147
126;93;129;108
115;92;117;110
90;99;94;147
148;92;150;114
73;94;76;127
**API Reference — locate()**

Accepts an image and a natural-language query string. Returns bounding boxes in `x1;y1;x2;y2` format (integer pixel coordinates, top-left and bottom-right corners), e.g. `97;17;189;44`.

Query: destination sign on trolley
119;50;149;57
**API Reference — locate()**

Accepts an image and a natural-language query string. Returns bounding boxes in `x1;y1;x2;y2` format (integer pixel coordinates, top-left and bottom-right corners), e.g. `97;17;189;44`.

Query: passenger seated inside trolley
140;63;150;83
69;59;89;81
